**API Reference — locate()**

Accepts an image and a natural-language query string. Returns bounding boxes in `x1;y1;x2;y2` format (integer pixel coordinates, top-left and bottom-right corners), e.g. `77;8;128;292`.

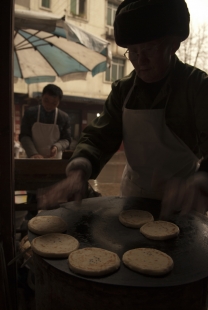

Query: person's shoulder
111;70;136;97
57;108;70;120
175;56;208;80
113;70;135;87
24;105;39;116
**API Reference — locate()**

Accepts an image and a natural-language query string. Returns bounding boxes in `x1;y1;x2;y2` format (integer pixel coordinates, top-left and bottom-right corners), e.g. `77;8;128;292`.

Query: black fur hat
114;0;190;47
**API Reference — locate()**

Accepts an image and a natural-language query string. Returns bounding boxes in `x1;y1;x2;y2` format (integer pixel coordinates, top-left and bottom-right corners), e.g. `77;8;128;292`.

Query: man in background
20;84;71;159
20;84;71;219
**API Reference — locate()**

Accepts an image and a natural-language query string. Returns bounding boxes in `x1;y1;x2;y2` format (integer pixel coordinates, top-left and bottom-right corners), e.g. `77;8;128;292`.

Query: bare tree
176;23;208;72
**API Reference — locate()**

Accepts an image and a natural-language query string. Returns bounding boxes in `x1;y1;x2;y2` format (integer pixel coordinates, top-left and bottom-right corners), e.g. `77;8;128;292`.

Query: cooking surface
28;196;208;287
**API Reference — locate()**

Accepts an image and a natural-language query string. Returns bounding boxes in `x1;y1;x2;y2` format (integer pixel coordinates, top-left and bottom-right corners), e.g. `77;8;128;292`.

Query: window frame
40;0;51;9
107;1;117;27
70;0;87;19
105;56;126;83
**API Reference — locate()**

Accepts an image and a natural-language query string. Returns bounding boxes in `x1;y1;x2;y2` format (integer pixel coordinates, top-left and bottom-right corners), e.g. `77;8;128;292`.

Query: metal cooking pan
28;196;208;287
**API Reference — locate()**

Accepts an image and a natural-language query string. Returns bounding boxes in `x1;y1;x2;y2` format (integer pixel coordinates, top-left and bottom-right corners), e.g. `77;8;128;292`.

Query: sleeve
194;73;208;157
19;108;39;157
198;156;208;173
65;157;92;179
53;111;71;152
68;81;124;179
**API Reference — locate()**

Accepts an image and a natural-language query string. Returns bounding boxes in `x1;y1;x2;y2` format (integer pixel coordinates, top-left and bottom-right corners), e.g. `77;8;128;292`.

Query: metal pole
0;0;17;309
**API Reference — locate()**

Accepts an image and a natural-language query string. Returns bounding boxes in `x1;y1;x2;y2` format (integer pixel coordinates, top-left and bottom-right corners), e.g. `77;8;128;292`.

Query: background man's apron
32;106;62;159
121;84;199;200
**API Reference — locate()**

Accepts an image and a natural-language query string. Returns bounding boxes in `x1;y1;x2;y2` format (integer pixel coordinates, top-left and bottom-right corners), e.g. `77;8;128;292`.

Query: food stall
28;197;208;310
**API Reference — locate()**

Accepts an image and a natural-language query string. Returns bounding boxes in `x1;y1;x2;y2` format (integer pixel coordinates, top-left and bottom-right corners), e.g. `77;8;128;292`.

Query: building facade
14;0;133;141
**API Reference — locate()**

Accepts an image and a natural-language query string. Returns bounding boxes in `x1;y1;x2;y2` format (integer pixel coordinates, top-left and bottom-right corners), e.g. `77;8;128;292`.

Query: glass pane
112;58;125;65
42;0;50;8
107;8;111;25
118;65;124;79
112;64;117;82
71;0;77;14
112;9;116;24
118;59;125;65
80;0;85;15
105;67;111;81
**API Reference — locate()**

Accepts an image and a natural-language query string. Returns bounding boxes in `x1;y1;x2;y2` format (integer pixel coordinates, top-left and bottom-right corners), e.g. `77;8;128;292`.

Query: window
41;0;50;8
71;0;86;17
105;57;125;82
107;2;117;26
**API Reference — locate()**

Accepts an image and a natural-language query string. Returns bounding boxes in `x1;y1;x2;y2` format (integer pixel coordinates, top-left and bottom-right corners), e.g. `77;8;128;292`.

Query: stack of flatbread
28;215;77;258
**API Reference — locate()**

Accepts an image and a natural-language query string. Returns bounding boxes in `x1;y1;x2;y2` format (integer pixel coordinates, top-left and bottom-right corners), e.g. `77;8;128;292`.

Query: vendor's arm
37;168;88;209
66;74;132;179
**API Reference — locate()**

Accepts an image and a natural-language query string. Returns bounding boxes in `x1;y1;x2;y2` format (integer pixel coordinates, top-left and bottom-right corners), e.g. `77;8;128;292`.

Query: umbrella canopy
14;10;111;84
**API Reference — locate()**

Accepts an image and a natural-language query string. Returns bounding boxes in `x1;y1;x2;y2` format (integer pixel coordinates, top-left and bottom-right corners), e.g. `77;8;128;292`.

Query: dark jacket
70;55;208;179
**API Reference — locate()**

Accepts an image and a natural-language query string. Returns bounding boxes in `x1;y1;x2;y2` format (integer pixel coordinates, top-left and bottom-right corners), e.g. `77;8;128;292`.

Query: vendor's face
41;93;60;112
126;36;179;83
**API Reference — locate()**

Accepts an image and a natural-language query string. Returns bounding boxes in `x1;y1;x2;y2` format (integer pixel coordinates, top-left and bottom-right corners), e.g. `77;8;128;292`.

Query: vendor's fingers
198;194;208;214
179;186;198;215
30;154;44;159
37;173;87;209
180;186;208;215
37;181;69;209
160;178;186;220
68;181;88;203
179;173;208;215
189;172;208;193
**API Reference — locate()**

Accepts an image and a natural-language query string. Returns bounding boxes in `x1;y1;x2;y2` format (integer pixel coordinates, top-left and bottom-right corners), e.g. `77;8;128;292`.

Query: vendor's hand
49;146;58;158
36;169;88;210
30;154;44;159
160;172;208;220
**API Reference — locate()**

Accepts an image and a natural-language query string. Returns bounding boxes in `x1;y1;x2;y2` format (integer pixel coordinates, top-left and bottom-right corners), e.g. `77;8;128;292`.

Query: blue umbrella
14;10;111;84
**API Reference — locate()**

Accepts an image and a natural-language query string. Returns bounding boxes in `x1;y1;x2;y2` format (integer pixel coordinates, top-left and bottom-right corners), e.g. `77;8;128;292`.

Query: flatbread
28;215;67;235
122;248;174;276
31;233;79;258
119;210;154;228
68;247;120;277
140;220;179;240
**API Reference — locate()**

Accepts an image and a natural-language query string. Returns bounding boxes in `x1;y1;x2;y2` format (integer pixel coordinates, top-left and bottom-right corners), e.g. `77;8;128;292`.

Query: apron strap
122;82;171;111
122;76;137;111
37;105;41;122
37;106;58;124
54;108;58;125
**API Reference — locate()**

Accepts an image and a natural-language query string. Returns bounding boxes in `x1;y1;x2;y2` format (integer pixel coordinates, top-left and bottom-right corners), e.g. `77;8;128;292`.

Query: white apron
32;106;62;159
121;83;200;200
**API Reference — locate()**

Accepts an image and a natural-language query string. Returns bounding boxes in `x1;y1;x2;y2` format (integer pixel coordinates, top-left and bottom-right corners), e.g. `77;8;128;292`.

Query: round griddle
28;196;208;287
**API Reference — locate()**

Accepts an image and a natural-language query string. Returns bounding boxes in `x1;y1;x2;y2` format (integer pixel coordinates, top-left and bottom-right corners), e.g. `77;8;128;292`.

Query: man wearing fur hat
38;0;208;217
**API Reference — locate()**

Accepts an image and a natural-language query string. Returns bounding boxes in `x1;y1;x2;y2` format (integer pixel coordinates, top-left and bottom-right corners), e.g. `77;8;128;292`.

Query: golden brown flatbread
28;215;67;235
31;233;79;258
122;248;174;276
68;247;120;276
140;220;180;240
119;210;154;228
